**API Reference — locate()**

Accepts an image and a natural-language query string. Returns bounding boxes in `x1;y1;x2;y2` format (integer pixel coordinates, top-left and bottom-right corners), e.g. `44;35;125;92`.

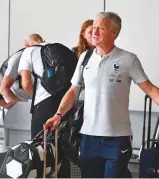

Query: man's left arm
129;55;159;105
18;48;33;97
20;70;33;97
138;81;159;105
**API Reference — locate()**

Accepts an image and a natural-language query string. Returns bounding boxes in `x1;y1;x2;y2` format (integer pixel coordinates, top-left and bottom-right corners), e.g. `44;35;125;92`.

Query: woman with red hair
72;19;94;59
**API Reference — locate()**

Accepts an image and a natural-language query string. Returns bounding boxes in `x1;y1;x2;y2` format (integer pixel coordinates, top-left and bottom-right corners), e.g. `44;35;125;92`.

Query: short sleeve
71;52;86;86
18;47;34;74
5;51;22;79
129;55;149;84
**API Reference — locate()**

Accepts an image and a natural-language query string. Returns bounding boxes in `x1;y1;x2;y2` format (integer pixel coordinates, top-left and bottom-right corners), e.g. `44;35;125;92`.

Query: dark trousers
79;134;132;178
31;96;71;178
31;96;58;139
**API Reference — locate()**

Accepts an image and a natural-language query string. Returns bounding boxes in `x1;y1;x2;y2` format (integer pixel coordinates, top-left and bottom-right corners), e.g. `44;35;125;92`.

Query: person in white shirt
0;34;42;103
18;35;71;178
44;12;159;178
17;34;49;138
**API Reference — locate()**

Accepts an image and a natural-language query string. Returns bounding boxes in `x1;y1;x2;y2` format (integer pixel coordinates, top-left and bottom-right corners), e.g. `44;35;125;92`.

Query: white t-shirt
5;51;31;101
18;43;51;105
71;47;148;136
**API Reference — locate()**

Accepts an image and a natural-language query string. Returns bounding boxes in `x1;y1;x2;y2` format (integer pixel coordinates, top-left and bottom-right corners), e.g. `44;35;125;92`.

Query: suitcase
139;95;159;178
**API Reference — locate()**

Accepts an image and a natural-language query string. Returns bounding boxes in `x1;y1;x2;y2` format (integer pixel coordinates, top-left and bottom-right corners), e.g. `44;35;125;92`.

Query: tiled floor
129;163;139;178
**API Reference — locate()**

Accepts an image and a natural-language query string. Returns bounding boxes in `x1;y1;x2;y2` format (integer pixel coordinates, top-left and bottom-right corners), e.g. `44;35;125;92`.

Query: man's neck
96;44;115;56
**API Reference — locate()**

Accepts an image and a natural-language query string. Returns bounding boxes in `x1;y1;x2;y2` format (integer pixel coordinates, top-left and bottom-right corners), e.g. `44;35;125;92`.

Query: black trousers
31;96;71;178
31;96;58;139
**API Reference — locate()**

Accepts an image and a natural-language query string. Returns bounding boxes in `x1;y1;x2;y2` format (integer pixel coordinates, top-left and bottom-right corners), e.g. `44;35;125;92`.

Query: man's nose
94;28;99;35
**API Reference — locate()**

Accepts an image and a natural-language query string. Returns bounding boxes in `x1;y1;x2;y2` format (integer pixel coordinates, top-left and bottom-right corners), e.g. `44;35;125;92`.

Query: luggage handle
32;129;54;142
43;128;59;179
142;139;159;147
43;129;47;178
149;139;159;148
142;95;152;149
43;128;57;179
55;128;58;179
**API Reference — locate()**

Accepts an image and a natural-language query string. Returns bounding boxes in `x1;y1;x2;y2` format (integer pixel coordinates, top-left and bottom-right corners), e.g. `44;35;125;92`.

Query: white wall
0;0;104;61
2;0;158;112
0;0;9;66
106;0;159;112
9;0;104;53
0;0;104;141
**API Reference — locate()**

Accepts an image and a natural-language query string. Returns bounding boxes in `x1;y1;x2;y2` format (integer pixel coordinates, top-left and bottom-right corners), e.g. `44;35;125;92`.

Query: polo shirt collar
95;46;119;57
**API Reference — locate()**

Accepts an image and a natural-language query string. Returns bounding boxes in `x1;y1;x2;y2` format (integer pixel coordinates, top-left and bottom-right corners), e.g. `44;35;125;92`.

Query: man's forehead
93;17;110;25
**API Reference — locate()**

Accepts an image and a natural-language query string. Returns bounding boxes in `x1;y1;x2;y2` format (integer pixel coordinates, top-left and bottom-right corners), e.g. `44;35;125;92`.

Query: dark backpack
0;48;25;86
33;43;78;95
31;43;77;113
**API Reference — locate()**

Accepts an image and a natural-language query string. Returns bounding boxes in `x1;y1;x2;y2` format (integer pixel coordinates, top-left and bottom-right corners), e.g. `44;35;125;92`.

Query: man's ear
112;28;118;38
25;44;30;48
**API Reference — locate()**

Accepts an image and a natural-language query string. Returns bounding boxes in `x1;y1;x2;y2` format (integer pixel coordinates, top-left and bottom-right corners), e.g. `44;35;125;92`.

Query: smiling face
92;17;118;47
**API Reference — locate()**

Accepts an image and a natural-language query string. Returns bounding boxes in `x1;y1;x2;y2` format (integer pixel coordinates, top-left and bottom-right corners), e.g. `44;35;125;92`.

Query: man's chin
92;41;99;46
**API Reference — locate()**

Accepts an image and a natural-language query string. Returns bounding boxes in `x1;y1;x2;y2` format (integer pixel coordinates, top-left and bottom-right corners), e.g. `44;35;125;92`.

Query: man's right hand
43;114;61;131
5;101;17;109
0;100;17;109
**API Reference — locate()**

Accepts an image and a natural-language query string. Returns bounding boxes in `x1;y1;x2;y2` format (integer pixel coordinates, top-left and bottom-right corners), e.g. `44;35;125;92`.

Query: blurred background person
72;19;95;104
72;19;94;59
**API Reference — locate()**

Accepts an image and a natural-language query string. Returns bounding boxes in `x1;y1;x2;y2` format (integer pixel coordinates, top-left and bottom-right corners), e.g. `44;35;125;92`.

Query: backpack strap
30;45;46;113
81;49;94;67
30;70;43;113
16;75;22;89
30;73;38;113
74;49;93;106
40;44;53;69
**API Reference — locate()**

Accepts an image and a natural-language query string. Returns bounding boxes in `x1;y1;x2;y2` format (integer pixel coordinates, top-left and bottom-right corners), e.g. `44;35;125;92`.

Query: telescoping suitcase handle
43;128;59;179
43;129;47;178
142;95;152;149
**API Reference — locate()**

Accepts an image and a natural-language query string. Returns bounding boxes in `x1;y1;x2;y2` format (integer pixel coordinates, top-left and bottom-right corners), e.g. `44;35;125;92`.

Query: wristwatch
56;113;62;119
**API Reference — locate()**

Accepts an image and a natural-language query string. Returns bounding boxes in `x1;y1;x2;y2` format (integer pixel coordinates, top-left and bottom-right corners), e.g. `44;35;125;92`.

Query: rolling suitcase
139;95;159;178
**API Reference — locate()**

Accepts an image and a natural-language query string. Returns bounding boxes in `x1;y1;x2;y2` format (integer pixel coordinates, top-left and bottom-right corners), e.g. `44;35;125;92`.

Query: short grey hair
96;12;122;37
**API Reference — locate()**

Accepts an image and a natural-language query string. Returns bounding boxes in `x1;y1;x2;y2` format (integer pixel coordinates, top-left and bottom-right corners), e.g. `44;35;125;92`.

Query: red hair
77;20;93;59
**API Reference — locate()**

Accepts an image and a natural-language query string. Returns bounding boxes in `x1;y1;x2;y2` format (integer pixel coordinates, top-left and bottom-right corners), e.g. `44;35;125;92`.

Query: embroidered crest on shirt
113;62;119;72
108;62;121;82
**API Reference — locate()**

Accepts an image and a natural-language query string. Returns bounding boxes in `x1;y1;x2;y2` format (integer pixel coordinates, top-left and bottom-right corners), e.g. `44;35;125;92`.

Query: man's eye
100;27;104;30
